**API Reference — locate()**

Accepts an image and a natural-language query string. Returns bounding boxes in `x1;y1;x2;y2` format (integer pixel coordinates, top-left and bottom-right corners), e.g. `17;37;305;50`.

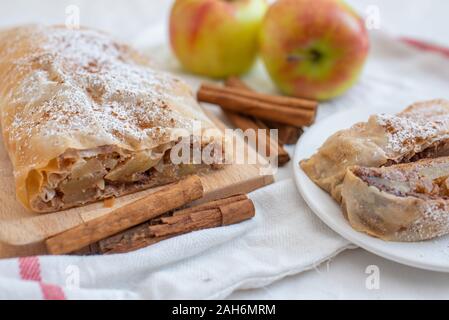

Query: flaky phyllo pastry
0;26;224;213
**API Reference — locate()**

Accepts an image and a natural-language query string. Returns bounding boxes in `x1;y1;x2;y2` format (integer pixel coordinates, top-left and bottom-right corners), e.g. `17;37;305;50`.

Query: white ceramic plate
293;106;449;272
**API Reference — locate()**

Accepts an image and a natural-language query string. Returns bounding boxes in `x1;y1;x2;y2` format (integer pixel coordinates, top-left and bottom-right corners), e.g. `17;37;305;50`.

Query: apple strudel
0;25;224;213
300;99;449;202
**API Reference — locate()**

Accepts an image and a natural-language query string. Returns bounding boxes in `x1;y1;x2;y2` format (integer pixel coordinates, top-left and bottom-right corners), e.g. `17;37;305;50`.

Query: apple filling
352;157;449;200
28;140;224;212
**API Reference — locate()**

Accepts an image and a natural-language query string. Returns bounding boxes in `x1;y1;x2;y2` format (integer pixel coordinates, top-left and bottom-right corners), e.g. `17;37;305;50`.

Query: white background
0;0;449;299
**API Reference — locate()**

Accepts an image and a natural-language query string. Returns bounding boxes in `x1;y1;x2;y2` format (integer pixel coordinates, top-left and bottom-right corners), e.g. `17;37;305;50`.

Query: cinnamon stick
95;194;256;254
221;77;290;165
198;83;317;127
225;111;290;166
264;120;304;146
203;82;317;110
224;76;253;91
46;175;204;255
225;77;304;145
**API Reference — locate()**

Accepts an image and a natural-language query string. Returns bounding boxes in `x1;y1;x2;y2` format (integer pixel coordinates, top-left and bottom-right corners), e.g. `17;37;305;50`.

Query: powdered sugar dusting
1;26;209;164
405;202;449;241
375;107;449;155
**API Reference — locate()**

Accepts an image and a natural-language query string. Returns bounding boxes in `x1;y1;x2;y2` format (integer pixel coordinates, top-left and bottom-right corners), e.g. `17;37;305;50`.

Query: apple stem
287;55;304;62
287;49;322;63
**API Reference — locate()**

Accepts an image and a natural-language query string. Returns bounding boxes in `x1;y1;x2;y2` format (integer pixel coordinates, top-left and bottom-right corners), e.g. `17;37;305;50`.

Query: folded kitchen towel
0;179;352;300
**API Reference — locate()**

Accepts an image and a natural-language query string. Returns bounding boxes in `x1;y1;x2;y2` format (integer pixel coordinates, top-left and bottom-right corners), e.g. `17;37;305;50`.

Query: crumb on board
104;197;116;208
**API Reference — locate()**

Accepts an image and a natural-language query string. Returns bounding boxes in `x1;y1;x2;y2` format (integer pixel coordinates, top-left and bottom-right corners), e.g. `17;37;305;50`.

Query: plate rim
293;107;449;273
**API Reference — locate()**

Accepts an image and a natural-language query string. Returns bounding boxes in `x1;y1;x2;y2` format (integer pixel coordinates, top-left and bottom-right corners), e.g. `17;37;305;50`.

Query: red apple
170;0;268;78
260;0;369;100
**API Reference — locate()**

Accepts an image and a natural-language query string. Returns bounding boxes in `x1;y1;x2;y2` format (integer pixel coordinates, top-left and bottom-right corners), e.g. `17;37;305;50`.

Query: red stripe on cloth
18;257;66;300
400;37;449;58
40;283;66;300
19;257;42;281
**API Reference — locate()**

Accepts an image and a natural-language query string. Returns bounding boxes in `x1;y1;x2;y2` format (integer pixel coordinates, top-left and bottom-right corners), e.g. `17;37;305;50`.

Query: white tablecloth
0;0;449;300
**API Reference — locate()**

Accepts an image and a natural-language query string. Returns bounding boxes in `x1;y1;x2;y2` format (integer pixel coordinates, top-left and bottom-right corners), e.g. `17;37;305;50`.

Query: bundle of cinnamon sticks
46;176;256;255
197;77;318;166
95;194;254;254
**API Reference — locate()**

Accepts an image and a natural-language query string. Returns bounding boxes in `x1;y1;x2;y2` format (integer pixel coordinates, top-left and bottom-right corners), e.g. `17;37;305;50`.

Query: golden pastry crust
0;25;223;212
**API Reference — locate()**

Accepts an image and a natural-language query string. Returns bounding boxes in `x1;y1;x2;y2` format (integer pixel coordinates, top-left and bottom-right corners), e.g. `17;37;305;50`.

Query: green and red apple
260;0;369;100
170;0;268;78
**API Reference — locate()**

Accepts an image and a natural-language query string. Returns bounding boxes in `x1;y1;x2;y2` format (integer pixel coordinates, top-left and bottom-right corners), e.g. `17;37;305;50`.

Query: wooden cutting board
0;113;274;258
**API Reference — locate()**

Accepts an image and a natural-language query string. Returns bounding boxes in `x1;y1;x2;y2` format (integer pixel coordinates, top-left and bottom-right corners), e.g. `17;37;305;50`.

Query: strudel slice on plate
300;100;449;202
0;26;224;213
342;157;449;241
